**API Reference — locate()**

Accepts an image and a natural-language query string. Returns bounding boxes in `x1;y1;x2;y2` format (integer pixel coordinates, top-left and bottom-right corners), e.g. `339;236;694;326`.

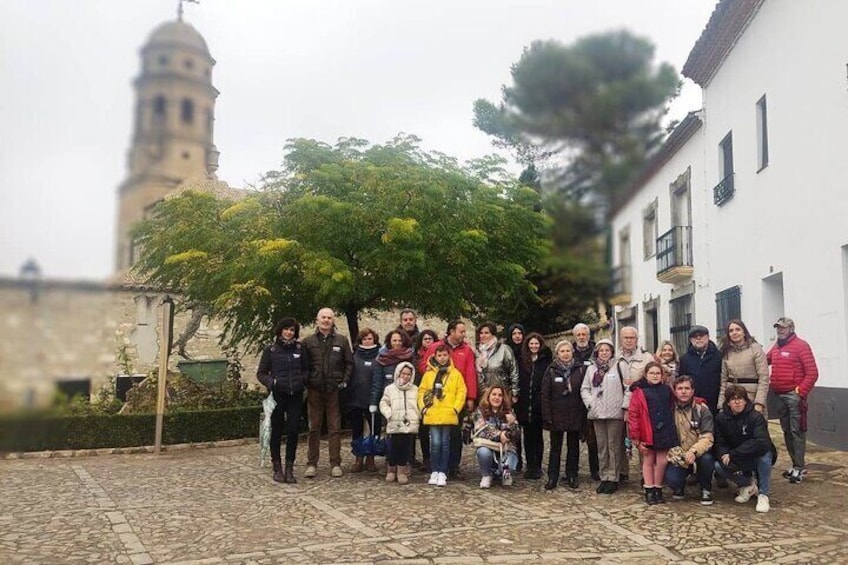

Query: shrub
0;406;260;453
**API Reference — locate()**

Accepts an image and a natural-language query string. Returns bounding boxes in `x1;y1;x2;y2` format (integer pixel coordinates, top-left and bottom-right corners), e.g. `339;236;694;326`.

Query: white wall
698;0;848;387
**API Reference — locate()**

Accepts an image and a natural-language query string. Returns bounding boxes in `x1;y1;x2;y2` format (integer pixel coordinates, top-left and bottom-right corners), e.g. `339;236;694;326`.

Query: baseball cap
773;317;795;329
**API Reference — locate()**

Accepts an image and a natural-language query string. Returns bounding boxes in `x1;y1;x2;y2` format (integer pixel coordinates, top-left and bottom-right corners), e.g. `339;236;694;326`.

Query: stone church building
0;16;412;409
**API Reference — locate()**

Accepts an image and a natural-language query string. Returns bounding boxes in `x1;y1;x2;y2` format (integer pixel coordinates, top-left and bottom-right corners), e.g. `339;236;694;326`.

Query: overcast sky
0;0;717;280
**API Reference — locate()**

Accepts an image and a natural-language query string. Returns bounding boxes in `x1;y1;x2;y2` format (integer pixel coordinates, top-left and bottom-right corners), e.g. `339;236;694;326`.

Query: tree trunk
343;305;360;346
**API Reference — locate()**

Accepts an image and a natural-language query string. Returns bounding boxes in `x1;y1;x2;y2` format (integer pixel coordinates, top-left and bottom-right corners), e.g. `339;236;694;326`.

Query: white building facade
608;0;848;449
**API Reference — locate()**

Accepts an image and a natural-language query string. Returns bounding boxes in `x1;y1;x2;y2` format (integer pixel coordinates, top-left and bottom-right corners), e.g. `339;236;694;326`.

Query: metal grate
713;173;735;205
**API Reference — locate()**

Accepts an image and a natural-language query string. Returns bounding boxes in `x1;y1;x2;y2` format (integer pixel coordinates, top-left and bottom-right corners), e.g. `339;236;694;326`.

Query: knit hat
593;338;615;356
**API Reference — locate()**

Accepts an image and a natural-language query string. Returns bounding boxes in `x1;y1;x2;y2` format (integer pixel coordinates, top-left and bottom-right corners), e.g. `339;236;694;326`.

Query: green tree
473;30;678;328
475;30;679;210
133;135;549;351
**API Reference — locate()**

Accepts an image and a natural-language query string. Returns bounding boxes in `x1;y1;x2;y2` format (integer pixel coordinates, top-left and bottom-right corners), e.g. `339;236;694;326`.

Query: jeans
548;430;580;479
664;452;715;492
777;392;807;469
714;451;773;495
476;446;519;477
306;388;342;467
270;390;304;464
430;426;451;474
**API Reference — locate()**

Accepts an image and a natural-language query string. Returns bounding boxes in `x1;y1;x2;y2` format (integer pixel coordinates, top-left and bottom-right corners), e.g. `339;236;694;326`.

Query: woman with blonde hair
655;340;679;384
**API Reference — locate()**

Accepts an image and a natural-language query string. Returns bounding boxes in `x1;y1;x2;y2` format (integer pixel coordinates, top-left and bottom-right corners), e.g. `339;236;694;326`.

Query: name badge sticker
332;346;341;352
554;377;564;383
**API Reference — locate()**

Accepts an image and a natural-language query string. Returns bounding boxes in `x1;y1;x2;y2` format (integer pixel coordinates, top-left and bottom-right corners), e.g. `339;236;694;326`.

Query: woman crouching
472;385;520;488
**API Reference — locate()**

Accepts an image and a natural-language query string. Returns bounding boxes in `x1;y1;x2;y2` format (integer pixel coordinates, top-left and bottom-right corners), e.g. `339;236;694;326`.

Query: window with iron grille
715;286;742;338
669;295;693;356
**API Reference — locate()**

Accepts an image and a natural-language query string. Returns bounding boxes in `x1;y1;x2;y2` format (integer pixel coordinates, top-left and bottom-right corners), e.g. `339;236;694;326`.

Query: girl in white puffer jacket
379;361;420;484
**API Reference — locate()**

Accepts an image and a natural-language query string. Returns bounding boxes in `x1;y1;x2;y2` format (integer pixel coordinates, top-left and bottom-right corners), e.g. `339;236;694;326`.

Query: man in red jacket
767;317;818;484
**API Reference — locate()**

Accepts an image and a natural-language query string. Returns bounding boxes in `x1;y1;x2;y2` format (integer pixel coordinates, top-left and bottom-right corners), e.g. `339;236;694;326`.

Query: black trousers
271;390;304;464
522;420;544;472
548;430;580;479
418;424;430;459
348;408;382;446
386;433;415;466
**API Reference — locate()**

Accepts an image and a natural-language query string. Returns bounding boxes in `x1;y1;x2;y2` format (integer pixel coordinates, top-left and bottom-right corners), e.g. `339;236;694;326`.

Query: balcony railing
609;264;632;297
713;173;735;206
656;226;693;276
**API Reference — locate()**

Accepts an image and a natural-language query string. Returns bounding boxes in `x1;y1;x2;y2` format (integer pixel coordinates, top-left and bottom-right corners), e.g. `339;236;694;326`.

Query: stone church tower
115;16;219;272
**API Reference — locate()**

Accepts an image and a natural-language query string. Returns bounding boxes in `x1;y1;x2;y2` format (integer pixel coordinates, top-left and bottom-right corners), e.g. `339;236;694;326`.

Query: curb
1;437;259;460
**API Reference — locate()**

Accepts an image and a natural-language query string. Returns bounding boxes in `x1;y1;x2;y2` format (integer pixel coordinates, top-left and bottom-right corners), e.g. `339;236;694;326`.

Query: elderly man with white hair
572;322;600;481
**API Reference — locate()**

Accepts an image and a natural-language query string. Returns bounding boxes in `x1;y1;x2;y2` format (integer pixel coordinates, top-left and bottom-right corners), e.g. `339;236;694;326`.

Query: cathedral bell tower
115;15;219;273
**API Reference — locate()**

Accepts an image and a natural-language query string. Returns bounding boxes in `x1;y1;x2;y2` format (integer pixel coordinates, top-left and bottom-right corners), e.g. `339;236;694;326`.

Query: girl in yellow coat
418;345;467;486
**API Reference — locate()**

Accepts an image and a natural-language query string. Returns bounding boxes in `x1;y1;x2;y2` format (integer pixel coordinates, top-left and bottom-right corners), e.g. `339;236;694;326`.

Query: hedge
0;406;261;453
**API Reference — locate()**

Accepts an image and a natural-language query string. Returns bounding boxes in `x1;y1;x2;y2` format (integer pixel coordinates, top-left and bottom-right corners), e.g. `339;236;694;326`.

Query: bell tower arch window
181;98;194;125
152;95;166;127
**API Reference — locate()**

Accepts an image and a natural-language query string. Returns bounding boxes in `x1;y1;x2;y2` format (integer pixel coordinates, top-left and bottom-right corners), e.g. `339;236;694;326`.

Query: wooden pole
154;297;174;454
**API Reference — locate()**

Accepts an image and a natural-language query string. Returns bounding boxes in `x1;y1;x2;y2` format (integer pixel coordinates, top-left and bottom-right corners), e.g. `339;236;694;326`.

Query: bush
0;406;260;453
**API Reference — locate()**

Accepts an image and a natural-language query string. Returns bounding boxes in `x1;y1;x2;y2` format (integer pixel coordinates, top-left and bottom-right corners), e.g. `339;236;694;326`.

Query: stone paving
2;423;848;564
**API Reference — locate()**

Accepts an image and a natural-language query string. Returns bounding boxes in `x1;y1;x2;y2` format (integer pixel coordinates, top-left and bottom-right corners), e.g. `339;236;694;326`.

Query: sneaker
734;484;758;503
436;472;447;487
304;465;317;478
672;488;686;501
479;475;492;489
700;490;714;506
781;468;793;479
428;472;439;485
755;494;770;513
331;466;343;478
501;472;513;487
788;468;805;484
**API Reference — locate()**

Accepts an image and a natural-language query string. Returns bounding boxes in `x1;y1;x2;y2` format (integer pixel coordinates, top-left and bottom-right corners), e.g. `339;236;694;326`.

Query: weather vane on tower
177;0;200;22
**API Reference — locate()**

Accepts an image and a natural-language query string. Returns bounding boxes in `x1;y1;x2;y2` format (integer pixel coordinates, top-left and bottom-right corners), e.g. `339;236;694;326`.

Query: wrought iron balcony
713;173;735;206
609;264;632;305
656;226;693;284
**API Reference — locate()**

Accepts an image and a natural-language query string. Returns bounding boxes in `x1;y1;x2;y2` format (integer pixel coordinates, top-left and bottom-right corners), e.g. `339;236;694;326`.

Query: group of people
257;308;818;514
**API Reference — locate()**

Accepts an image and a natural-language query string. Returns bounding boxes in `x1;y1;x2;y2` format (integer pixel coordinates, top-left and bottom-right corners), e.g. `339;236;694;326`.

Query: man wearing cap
767;317;818;483
679;325;722;414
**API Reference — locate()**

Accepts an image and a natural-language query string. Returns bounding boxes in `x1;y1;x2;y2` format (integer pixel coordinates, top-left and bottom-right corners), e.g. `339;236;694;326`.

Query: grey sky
0;0;716;280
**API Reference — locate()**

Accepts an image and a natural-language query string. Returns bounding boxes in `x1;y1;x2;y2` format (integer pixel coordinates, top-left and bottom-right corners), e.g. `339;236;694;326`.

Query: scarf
276;337;297;347
377;347;413;366
476;339;499;373
428;356;451;400
591;358;610;388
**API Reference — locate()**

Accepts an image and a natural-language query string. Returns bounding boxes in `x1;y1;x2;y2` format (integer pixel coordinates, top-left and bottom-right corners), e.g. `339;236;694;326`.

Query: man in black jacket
679;326;722;414
301;307;354;479
572;322;599;481
714;385;776;513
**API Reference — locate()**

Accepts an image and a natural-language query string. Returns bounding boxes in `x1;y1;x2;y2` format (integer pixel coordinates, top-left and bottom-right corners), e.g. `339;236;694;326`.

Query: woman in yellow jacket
418;345;467;486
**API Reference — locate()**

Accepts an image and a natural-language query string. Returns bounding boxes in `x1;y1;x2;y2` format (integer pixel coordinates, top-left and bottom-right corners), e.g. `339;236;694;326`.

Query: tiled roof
682;0;766;87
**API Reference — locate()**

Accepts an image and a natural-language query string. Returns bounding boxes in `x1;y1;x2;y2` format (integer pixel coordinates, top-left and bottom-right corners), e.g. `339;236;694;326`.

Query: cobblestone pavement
3;424;848;564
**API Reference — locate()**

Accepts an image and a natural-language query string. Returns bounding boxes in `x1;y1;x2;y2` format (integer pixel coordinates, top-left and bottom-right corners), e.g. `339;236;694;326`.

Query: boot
397;465;410;485
272;460;285;483
644;487;656;505
385;465;397;482
654;487;666;504
544;475;559;490
351;456;364;473
284;462;296;484
365;455;377;472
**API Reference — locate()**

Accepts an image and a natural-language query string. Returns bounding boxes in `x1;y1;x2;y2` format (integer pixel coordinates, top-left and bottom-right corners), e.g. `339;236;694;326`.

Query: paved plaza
2;424;848;564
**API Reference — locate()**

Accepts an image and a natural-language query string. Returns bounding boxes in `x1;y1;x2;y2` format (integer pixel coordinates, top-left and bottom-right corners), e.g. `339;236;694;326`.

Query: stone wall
0;276;448;409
